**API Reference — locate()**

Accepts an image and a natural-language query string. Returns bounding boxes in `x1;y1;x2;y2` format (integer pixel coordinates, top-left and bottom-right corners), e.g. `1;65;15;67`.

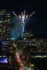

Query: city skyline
0;1;47;38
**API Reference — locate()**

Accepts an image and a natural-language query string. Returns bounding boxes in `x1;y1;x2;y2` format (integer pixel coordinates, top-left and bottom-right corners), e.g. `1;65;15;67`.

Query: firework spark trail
10;11;35;40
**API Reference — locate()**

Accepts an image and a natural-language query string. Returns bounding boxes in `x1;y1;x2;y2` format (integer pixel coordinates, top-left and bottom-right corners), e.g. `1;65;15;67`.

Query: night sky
0;0;47;38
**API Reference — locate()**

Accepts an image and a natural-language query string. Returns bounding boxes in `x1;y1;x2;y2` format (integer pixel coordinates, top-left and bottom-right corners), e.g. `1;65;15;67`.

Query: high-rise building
0;10;5;40
4;11;11;40
0;10;11;40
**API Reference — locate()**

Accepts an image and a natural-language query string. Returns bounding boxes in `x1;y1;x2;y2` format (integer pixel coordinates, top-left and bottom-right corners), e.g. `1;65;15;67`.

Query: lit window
0;21;3;23
5;14;10;16
0;29;2;32
8;19;10;21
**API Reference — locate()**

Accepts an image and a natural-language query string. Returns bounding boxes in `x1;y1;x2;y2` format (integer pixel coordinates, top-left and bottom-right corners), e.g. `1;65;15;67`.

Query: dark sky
0;0;47;38
0;0;46;11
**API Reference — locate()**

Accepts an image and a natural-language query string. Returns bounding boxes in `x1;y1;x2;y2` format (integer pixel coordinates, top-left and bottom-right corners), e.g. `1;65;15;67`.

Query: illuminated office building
4;11;11;40
0;10;11;40
0;10;5;40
